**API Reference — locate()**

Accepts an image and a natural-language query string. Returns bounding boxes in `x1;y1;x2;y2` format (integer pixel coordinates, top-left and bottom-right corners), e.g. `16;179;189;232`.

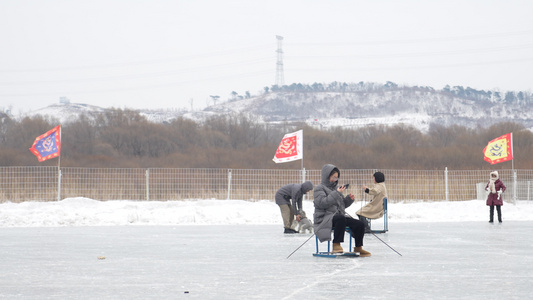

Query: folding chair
313;227;358;257
369;197;389;233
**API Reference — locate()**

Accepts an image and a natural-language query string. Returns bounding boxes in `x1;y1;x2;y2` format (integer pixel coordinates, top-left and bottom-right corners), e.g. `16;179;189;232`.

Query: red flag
483;133;513;165
29;125;61;162
272;130;303;163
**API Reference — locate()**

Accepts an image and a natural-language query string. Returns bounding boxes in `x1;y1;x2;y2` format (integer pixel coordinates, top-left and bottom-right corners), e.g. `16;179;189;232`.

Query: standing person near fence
313;164;370;256
485;171;506;223
357;171;388;233
275;181;314;234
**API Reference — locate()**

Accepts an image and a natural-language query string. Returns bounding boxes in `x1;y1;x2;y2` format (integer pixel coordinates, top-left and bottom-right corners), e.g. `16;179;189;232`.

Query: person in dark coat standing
313;164;370;256
275;181;313;234
485;170;506;223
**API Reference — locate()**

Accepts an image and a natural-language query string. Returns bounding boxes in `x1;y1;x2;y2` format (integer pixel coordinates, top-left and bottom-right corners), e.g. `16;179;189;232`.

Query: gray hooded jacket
313;164;355;242
275;181;314;215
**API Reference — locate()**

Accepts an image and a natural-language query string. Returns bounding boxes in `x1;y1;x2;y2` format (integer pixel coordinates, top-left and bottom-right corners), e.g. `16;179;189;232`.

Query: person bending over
275;181;313;234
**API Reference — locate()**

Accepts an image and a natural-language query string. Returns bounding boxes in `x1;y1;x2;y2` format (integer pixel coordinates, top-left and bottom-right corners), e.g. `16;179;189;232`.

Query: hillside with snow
18;82;533;132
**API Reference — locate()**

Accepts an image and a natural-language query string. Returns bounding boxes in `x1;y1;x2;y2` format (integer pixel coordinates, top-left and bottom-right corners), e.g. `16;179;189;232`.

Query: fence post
227;169;232;200
57;169;62;201
445;167;449;201
146;169;150;201
513;170;517;202
527;180;531;201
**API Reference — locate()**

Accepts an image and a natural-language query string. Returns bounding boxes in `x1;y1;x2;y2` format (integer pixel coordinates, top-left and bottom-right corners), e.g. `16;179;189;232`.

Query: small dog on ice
296;211;313;234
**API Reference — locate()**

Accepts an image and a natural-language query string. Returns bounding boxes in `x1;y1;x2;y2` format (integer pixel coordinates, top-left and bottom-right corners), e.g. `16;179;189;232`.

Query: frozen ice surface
0;222;531;299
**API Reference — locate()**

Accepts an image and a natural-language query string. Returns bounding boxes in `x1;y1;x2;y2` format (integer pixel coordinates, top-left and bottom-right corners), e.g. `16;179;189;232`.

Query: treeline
261;81;533;105
1;109;532;169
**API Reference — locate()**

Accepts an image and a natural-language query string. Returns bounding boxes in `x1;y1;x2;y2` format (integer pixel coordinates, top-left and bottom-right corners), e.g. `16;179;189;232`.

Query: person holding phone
313;164;370;256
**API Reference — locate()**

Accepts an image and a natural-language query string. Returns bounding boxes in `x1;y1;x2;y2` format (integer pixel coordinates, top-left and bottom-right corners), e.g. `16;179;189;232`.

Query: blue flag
29;125;61;162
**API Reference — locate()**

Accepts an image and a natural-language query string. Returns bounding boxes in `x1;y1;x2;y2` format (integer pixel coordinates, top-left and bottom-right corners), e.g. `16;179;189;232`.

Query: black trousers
332;214;365;247
489;205;502;221
357;214;371;231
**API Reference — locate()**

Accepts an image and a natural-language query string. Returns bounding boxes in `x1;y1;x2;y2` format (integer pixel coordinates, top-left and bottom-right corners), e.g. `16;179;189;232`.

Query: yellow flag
483;133;513;165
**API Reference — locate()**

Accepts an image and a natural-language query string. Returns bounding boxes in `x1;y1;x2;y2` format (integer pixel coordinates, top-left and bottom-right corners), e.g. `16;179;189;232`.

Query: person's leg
331;214;346;253
288;204;295;230
279;204;292;230
346;217;365;247
332;214;346;243
347;217;371;256
496;205;502;223
489;205;494;223
357;214;371;233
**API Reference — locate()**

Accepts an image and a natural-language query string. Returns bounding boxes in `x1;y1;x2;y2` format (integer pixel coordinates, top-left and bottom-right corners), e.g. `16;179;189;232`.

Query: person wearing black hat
356;172;388;232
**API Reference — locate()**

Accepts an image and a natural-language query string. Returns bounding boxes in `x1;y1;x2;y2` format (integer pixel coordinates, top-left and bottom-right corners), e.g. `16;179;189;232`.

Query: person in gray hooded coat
313;164;370;256
275;181;314;234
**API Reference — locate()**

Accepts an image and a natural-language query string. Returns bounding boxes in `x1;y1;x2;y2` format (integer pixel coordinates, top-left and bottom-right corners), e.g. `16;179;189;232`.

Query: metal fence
1;166;533;203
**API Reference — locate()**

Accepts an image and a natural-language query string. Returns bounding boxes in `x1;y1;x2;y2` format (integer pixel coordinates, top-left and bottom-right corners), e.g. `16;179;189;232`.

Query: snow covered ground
1;199;532;299
1;198;532;227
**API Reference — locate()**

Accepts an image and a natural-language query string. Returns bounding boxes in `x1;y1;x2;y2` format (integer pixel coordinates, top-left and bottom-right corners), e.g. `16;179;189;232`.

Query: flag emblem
29;125;61;162
483;133;513;165
273;130;303;163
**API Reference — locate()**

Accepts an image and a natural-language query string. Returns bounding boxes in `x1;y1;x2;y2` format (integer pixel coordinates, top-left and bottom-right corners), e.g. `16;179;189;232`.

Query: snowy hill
23;103;107;123
20;82;533;132
205;84;533;131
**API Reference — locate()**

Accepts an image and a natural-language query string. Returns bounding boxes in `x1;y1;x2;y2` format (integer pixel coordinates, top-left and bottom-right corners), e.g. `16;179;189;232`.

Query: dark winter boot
489;206;494;223
284;228;297;234
497;206;502;223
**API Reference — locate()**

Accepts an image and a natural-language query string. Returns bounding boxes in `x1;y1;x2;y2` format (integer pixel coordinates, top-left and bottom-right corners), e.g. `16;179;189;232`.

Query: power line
275;35;285;86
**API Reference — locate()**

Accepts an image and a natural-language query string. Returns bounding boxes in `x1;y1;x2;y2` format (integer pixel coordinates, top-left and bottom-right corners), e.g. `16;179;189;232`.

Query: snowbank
1;198;533;227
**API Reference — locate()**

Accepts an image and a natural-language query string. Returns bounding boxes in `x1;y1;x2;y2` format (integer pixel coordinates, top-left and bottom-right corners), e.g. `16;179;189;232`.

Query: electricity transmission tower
275;35;285;86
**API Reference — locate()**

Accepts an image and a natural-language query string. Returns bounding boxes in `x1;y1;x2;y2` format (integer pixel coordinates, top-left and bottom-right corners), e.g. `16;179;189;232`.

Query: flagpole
57;126;62;201
511;132;516;202
301;133;304;182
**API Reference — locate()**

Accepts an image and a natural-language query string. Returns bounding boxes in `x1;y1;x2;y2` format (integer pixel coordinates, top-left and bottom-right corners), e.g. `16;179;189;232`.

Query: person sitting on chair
357;171;388;233
313;164;370;256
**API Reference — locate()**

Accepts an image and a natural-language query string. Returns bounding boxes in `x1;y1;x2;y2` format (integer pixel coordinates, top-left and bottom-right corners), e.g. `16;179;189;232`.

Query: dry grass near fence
2;167;533;202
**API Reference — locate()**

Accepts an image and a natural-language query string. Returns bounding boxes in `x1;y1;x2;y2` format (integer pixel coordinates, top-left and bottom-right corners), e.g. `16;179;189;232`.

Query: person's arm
314;187;338;209
499;181;506;193
366;185;381;196
362;184;370;194
343;194;355;208
291;185;303;214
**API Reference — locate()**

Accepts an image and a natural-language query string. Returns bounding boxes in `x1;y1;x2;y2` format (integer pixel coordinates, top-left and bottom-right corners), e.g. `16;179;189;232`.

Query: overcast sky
1;0;532;114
